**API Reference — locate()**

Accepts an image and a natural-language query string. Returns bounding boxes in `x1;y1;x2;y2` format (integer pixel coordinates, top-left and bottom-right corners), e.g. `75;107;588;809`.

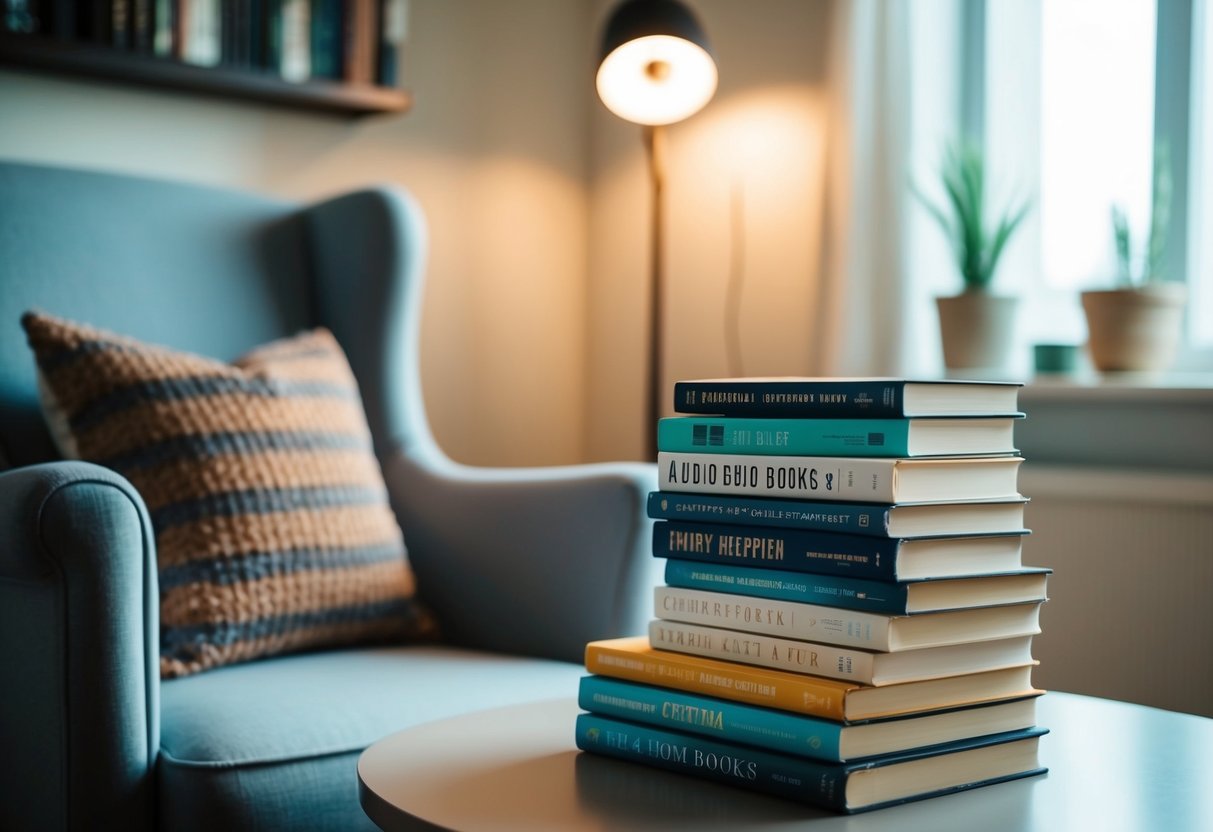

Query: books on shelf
655;586;1043;651
658;452;1024;503
578;675;1041;763
584;636;1041;722
647;492;1030;538
658;416;1021;458
664;559;1050;615
653;520;1028;580
673;378;1024;419
647;620;1036;686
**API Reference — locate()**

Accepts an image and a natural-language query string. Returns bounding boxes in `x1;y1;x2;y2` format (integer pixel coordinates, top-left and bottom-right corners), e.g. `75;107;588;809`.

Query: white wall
0;0;594;467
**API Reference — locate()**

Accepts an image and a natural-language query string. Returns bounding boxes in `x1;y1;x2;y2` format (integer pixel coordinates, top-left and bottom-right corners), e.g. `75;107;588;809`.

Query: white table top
358;692;1213;831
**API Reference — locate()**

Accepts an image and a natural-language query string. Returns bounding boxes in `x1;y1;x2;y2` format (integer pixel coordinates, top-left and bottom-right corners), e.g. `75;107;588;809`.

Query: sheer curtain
814;0;966;378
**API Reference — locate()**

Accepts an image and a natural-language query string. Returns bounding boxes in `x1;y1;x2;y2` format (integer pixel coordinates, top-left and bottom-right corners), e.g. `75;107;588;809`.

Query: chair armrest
0;462;159;832
383;448;659;664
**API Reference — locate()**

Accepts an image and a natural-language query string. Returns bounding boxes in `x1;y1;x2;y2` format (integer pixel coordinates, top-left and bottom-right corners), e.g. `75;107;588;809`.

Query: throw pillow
22;311;436;678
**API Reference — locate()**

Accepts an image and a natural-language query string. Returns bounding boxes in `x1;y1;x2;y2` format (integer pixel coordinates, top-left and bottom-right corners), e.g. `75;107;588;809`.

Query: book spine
375;0;406;86
308;0;342;78
342;0;374;83
650;620;878;685
653;520;900;580
674;380;906;418
583;642;852;720
659;417;915;457
276;0;309;80
647;492;895;537
658;452;899;503
664;559;911;615
578;675;846;761
575;712;849;811
655;586;895;651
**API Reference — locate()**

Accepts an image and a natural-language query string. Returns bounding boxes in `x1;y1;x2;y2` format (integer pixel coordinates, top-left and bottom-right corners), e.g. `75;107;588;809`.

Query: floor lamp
596;0;717;461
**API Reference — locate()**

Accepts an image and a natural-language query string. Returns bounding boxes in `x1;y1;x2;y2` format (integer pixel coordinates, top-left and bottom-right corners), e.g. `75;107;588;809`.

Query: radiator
1021;464;1213;717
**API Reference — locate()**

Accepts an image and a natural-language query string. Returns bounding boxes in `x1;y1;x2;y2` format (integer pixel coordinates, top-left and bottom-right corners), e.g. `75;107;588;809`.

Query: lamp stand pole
643;123;667;462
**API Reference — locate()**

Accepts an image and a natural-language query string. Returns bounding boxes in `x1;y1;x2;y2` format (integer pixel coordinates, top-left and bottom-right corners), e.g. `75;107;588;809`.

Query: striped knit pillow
22;311;436;678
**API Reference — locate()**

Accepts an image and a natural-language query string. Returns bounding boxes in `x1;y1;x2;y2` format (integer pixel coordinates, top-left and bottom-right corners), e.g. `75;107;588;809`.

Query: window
982;0;1211;368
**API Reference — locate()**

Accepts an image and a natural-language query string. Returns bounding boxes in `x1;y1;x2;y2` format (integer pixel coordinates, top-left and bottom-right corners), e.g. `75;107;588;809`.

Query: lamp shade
596;0;717;126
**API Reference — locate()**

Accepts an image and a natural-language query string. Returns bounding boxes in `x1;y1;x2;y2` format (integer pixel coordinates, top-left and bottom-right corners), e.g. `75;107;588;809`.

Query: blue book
575;711;1047;814
663;559;1050;615
674;378;1023;419
658;416;1020;458
653;520;1027;581
578;676;1042;762
647;491;1030;538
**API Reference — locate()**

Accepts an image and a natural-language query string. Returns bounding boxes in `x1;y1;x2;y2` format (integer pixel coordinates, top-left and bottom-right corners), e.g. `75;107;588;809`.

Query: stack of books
575;377;1051;814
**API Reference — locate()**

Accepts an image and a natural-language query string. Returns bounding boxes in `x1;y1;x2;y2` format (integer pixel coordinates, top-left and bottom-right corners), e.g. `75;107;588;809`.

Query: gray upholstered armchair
0;161;658;830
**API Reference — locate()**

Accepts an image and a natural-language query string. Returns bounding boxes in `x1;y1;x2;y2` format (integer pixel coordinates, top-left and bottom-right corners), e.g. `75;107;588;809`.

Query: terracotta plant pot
935;292;1019;376
1080;283;1187;372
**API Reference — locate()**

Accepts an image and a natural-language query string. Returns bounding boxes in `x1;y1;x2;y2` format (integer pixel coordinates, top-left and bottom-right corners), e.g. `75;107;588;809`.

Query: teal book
574;711;1047;814
657;416;1020;458
663;558;1050;615
673;378;1024;419
578;675;1041;762
646;492;1030;539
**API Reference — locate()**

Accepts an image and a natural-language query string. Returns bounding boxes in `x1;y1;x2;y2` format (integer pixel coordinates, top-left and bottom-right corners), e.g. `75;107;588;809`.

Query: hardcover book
653;520;1028;580
654;585;1043;651
578;675;1041;762
646;492;1030;538
673;377;1023;419
658;416;1021;458
657;452;1024;503
663;559;1050;615
575;711;1046;813
584;636;1041;721
647;620;1036;686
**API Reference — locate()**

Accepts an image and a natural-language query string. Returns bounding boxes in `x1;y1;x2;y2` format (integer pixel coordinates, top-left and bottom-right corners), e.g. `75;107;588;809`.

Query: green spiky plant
1111;142;1171;286
915;141;1030;293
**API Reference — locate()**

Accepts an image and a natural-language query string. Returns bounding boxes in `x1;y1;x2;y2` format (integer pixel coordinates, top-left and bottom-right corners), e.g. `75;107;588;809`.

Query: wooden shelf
0;33;412;117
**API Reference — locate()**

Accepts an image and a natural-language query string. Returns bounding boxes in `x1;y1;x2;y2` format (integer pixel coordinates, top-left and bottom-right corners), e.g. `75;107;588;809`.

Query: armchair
0;161;659;830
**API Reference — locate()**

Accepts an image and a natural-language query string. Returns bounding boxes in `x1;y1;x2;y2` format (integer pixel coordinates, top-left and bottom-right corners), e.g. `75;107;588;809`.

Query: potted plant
916;141;1030;376
1081;146;1187;372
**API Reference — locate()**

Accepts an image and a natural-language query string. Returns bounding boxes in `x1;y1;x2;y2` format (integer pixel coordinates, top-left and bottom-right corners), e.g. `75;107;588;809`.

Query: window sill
1016;372;1213;473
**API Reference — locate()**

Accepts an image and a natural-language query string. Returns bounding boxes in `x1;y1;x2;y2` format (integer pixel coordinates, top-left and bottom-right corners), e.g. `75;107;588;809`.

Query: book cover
655;585;1043;651
648;620;1035;686
575;712;1047;813
646;492;1030;538
658;416;1020;458
663;559;1050;615
674;378;1023;419
578;675;1041;763
584;636;1041;722
653;520;1027;581
658;452;1023;504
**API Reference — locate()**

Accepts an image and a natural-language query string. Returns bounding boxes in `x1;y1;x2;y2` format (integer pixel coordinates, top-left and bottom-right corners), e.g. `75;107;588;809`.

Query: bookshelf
0;8;411;118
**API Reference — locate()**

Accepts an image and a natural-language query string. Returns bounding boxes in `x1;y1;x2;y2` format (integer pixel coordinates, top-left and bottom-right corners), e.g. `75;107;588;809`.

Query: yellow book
585;636;1040;723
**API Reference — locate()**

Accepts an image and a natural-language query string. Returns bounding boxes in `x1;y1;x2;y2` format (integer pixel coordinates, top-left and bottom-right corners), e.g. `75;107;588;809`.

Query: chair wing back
300;186;437;462
0;161;315;467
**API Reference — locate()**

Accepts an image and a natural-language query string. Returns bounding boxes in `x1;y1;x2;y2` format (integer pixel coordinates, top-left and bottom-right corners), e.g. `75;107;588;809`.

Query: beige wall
0;0;833;466
586;0;835;461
